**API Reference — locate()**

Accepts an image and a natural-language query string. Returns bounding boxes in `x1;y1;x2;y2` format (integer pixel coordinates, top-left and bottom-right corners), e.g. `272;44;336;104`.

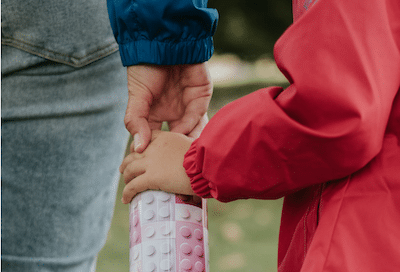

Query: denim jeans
1;46;129;271
2;0;117;67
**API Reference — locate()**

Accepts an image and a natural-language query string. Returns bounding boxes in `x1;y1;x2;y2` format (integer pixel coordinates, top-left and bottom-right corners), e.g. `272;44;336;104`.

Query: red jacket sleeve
183;0;400;202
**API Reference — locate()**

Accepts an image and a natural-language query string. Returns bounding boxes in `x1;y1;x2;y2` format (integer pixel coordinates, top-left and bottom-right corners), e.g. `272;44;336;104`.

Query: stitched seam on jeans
2;37;118;67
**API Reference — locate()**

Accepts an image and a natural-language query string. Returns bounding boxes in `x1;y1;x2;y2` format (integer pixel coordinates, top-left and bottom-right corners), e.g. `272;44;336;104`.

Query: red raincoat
183;0;400;271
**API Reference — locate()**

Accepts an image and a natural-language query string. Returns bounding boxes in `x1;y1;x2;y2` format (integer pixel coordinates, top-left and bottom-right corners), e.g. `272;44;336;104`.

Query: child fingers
119;155;133;174
119;152;144;173
122;159;146;184
121;174;151;204
129;130;162;152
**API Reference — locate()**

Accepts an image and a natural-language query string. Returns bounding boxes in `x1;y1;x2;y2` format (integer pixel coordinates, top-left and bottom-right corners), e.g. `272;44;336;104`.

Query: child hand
119;130;195;204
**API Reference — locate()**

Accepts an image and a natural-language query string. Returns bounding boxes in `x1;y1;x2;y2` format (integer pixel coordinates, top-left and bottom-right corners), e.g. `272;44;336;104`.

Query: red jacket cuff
183;139;213;198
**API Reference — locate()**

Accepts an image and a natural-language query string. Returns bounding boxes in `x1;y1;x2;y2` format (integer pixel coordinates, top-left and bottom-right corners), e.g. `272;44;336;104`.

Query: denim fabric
1;0;117;67
1;46;129;271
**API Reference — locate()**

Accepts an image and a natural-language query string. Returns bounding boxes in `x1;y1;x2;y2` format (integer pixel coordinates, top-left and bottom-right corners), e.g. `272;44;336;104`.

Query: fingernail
133;133;142;152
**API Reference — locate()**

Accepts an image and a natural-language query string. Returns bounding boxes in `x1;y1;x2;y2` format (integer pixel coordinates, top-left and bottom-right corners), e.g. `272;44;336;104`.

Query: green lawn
96;82;289;272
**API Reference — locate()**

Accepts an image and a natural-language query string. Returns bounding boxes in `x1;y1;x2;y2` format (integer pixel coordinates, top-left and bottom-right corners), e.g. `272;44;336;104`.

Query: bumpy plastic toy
129;190;209;272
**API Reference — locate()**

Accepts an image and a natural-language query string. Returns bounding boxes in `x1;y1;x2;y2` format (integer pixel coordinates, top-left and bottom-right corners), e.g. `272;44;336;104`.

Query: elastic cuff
183;139;212;198
118;38;214;66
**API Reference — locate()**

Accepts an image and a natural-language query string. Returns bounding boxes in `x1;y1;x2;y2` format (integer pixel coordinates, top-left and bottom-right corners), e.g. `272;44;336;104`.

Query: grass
96;81;289;272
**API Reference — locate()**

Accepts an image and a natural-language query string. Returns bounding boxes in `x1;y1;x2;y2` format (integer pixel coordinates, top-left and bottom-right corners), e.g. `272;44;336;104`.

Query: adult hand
124;63;213;153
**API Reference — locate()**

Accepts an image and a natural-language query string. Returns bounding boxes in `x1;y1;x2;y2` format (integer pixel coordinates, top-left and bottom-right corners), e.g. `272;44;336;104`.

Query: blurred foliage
209;0;293;60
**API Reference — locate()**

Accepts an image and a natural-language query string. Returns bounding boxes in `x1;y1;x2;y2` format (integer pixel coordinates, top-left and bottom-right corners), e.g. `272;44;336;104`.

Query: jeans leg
1;49;129;272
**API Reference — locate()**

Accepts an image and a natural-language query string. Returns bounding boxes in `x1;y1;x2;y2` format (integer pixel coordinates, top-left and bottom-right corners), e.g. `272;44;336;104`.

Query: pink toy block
129;190;209;272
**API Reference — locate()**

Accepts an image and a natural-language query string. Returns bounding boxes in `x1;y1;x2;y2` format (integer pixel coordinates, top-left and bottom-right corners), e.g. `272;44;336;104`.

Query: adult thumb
130;120;151;153
124;90;153;153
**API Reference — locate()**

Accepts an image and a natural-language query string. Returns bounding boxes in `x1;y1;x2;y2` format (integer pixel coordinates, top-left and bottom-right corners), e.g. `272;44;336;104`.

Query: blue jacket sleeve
107;0;218;66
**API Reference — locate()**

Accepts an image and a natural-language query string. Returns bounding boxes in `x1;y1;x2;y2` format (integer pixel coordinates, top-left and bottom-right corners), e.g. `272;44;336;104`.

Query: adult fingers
124;93;153;153
187;114;209;139
129;122;163;153
168;113;199;135
130;130;163;152
169;89;211;135
169;111;209;138
126;65;170;152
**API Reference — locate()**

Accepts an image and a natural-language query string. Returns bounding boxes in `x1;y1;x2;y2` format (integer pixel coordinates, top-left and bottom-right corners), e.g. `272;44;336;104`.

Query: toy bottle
129;190;209;272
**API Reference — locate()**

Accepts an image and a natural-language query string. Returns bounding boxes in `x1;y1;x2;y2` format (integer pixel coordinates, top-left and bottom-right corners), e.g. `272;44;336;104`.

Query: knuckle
123;168;133;183
124;117;135;131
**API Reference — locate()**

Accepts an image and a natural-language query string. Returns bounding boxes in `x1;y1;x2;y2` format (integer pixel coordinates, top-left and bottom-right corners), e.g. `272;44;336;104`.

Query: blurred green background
210;0;292;61
96;2;293;271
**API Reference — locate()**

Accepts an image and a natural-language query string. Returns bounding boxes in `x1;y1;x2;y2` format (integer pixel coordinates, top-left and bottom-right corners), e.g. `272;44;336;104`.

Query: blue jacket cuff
118;37;214;66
